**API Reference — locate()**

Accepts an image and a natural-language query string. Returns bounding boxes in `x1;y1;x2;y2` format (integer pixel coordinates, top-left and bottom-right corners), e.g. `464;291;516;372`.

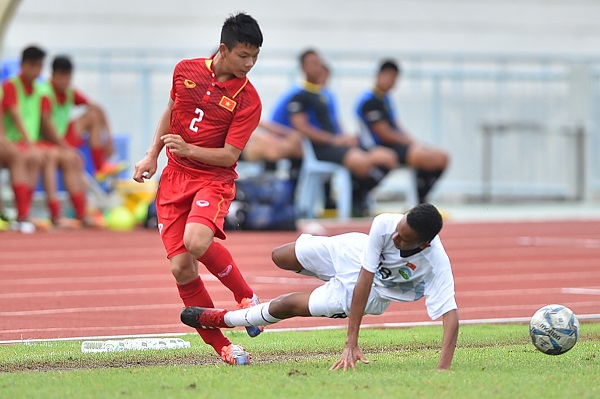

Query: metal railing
3;47;598;201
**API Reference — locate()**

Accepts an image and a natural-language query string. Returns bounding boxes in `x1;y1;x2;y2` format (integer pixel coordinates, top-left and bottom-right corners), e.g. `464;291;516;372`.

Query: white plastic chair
369;167;419;210
295;138;352;220
357;124;419;210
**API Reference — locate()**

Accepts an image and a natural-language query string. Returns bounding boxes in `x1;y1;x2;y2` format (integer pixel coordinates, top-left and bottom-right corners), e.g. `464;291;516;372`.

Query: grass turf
0;322;599;399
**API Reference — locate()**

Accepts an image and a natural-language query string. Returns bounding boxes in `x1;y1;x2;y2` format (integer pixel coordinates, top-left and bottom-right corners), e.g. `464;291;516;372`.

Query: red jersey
49;82;89;106
168;56;262;181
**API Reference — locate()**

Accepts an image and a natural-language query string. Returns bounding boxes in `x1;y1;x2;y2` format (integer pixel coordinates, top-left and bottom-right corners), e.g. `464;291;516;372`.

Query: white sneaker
11;220;36;234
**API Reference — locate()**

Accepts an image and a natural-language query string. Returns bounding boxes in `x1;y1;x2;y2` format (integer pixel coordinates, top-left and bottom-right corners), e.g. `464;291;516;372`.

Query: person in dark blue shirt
285;49;398;215
356;60;449;203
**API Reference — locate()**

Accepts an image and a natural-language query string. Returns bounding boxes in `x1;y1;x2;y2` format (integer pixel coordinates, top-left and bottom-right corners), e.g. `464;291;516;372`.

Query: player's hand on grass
161;134;192;158
330;345;370;371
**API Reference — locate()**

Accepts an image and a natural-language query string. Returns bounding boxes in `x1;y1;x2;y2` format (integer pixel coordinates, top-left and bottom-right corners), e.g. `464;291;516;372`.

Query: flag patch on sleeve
219;96;237;112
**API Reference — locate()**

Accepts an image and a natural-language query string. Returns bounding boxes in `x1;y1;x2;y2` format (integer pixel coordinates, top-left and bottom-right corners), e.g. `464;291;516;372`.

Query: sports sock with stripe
177;276;230;354
224;301;282;327
198;241;253;303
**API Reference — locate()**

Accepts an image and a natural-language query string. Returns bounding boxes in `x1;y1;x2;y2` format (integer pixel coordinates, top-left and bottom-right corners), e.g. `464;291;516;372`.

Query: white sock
224;302;282;327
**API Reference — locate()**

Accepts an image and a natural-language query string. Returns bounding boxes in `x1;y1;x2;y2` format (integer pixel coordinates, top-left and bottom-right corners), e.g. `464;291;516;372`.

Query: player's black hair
299;49;318;65
52;56;73;73
21;45;46;63
221;13;263;50
405;203;443;243
379;59;401;74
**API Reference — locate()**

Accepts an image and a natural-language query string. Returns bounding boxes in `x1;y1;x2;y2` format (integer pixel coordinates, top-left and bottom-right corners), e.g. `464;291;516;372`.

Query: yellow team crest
184;79;196;88
219;96;237;112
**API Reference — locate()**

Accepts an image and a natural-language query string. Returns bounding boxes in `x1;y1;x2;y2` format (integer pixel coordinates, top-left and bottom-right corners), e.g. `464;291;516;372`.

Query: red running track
1;219;599;342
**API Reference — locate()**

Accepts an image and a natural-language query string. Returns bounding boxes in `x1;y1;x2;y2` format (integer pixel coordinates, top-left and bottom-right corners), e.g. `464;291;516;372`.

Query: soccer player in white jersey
181;203;459;370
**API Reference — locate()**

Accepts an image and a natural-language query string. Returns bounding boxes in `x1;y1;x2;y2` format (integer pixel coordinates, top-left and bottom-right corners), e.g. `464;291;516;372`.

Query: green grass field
1;323;599;399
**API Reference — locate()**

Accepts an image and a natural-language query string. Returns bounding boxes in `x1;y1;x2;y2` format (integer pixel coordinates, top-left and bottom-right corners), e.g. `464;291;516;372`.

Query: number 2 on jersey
189;108;204;132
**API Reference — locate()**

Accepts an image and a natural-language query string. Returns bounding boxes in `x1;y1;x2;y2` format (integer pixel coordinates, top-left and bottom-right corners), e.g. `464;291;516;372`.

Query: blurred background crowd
1;0;599;232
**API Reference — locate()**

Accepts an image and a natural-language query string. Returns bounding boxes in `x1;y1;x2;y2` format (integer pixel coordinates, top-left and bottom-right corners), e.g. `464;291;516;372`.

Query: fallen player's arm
437;308;459;370
330;267;374;371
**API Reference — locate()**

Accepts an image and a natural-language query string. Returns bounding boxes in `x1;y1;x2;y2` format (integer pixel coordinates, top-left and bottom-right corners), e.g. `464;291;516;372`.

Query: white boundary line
562;288;600;295
1;314;599;345
517;236;600;249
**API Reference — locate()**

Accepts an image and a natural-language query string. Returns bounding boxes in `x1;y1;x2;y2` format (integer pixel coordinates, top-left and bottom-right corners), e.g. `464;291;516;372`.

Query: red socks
198;242;253;303
91;147;105;172
48;198;61;221
177;277;230;354
69;192;86;220
179;243;254;356
12;183;30;221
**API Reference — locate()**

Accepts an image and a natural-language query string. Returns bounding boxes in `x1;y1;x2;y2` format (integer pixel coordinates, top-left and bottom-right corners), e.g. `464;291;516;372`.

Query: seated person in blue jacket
356;60;449;203
273;49;398;215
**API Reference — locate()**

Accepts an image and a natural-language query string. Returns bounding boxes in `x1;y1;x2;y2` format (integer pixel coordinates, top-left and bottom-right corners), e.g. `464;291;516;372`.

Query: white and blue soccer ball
529;304;580;355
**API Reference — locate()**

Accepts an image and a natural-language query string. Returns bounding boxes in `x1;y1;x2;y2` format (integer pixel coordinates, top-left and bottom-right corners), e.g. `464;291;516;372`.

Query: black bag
144;198;158;229
225;173;297;231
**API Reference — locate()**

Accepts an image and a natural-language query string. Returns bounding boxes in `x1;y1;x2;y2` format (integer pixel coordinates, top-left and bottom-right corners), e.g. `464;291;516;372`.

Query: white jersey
297;213;457;321
361;213;456;320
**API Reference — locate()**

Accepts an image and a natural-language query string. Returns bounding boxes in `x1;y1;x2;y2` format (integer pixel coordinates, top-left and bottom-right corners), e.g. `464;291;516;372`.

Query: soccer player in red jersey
39;56;115;227
45;56;124;183
2;46;47;232
0;92;37;224
133;13;264;365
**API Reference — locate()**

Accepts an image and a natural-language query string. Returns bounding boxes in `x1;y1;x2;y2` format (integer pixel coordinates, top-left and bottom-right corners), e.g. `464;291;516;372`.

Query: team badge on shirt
399;262;417;280
184;79;196;88
219;96;237;112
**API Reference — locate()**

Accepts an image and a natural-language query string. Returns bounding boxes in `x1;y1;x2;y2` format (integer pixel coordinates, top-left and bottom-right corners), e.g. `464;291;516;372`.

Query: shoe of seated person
221;344;251;366
10;220;36;234
95;162;127;183
80;213;105;229
52;217;83;230
11;218;54;233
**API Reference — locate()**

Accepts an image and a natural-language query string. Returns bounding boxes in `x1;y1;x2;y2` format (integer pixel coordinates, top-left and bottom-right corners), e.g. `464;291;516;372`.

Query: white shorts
295;233;391;318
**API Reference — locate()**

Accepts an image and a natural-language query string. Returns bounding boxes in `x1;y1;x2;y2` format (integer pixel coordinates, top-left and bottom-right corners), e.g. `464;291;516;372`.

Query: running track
1;218;599;342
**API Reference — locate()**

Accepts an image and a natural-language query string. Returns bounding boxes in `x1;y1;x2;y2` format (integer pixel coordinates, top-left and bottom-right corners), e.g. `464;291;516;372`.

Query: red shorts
156;164;236;258
65;122;84;148
36;141;57;149
15;141;54;151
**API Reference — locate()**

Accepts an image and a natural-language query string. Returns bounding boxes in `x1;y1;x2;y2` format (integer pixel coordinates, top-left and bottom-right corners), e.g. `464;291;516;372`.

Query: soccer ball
529;304;580;355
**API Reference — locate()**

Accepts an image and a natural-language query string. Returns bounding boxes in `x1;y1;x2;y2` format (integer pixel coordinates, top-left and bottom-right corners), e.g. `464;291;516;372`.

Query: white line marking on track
455;271;600;283
561;287;600;295
0;287;175;299
267;314;600;332
517;236;600;249
0;303;181;317
252;276;324;285
0;325;186;340
0;274;217;286
1;314;599;345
